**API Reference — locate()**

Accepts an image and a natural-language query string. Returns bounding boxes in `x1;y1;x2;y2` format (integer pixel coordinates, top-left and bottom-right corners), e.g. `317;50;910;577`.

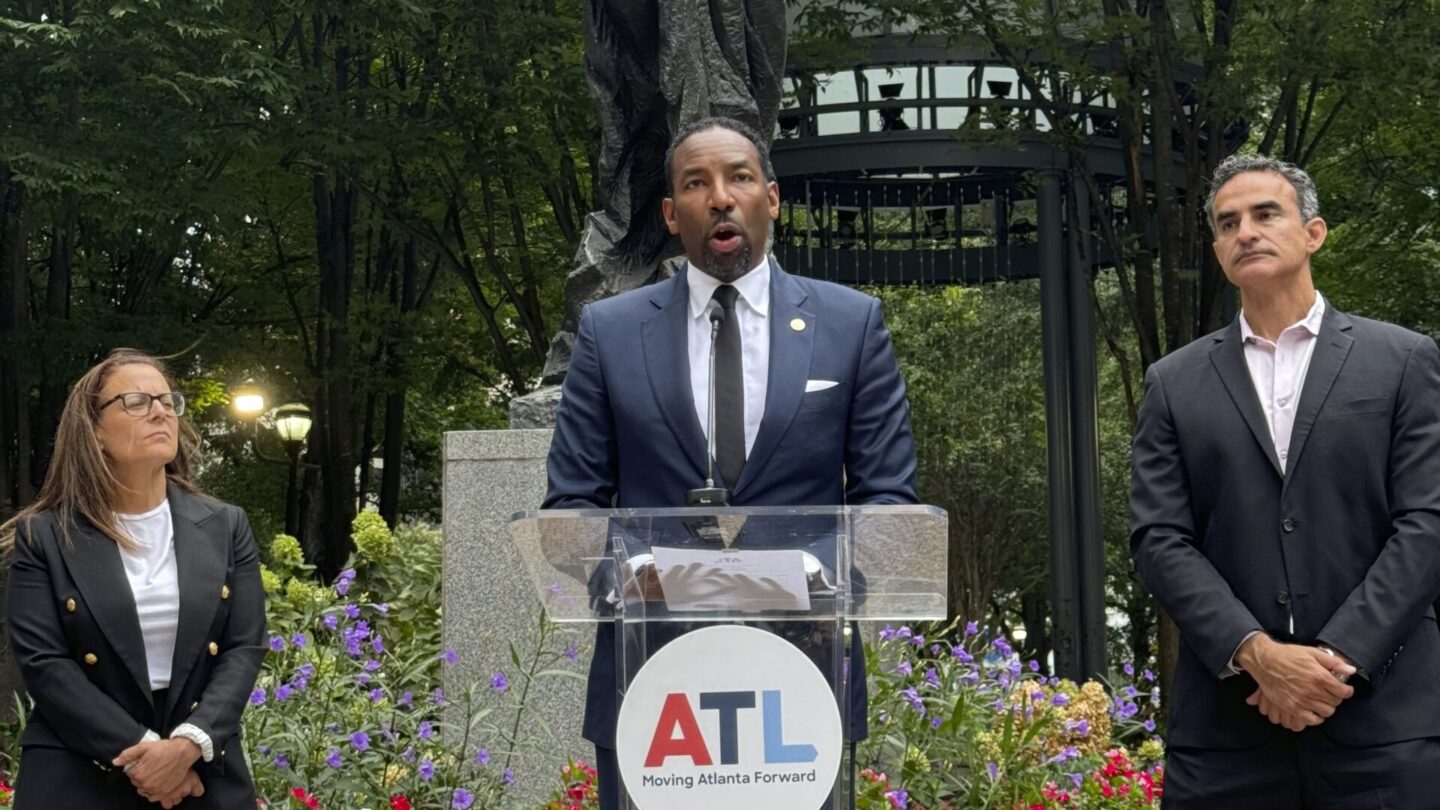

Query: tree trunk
0;168;32;510
378;240;417;527
313;168;359;580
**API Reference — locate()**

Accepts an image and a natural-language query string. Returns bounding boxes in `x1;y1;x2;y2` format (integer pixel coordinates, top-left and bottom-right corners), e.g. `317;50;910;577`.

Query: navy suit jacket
1131;306;1440;750
543;260;919;747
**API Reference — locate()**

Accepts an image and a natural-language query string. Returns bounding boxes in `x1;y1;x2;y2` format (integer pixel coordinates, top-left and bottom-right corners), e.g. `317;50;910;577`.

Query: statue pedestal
442;429;588;800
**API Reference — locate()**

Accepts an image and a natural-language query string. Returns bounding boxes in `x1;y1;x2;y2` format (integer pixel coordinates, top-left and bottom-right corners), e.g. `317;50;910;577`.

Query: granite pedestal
442;429;590;803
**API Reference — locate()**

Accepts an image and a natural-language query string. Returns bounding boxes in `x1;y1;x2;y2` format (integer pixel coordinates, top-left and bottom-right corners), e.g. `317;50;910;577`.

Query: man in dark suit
1131;154;1440;808
543;117;918;809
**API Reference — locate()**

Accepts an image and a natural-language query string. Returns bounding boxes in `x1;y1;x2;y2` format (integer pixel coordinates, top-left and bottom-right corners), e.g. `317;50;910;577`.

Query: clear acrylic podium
507;505;947;809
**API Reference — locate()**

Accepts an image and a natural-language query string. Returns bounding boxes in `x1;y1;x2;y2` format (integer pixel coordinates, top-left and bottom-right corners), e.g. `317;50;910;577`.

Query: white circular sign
614;624;843;810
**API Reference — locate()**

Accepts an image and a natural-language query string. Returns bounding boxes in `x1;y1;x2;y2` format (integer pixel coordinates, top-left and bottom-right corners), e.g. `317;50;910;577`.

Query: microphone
687;304;731;507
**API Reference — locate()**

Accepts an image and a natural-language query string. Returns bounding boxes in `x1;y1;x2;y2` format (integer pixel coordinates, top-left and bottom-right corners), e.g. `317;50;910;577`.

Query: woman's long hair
0;348;203;554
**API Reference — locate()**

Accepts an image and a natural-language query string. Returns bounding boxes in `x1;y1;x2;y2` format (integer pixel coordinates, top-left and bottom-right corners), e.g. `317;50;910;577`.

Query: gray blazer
1131;306;1440;749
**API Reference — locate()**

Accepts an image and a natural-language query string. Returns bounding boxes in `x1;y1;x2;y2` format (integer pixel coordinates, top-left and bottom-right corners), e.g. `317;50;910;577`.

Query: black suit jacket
6;485;267;807
1131;306;1440;750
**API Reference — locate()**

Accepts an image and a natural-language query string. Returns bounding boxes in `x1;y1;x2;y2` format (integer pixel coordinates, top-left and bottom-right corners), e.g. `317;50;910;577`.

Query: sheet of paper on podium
651;546;811;612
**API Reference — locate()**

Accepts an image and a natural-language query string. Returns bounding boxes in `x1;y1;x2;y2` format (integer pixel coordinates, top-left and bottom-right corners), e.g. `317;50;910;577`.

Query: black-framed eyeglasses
99;391;186;417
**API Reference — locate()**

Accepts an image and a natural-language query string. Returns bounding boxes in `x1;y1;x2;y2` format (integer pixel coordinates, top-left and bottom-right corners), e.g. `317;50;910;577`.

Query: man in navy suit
1131;154;1440;808
543;116;918;808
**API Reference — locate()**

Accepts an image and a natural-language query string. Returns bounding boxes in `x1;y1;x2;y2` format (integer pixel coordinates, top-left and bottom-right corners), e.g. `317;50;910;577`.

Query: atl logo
644;690;818;767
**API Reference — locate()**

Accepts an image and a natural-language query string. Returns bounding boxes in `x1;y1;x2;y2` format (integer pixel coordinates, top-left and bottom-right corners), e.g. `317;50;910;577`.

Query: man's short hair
1206;153;1320;230
663;116;776;194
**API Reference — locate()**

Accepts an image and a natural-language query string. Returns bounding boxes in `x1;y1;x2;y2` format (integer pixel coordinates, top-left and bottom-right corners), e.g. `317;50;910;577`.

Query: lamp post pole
272;403;314;543
284;441;303;538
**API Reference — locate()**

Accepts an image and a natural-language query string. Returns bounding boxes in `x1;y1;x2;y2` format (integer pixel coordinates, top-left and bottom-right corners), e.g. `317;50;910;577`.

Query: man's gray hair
1206;153;1320;229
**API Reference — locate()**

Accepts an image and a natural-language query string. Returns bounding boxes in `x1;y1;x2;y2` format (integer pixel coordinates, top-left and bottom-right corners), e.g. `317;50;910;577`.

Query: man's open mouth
708;223;744;254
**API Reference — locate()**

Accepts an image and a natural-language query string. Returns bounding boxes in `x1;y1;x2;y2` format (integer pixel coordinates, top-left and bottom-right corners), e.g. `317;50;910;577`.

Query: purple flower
419;759;435;781
402;745;416;763
268;636;286;653
563;644;579;662
547;582;563;597
992;638;1013;657
274;753;289;769
275;684;295;702
339;567;356;581
475;748;490;766
901;687;925;714
909;634;926;647
879;625;897;641
1144;718;1157;732
249;688;266;705
1066;718;1090;737
432;688;446;707
372;635;385;654
398;691;414;708
1068;772;1084;788
501;768;514;786
335;578;352;597
357;674;372;686
1052;693;1071;707
291;633;308;648
374;603;390;615
439;648;459;665
896;626;913;639
369;687;385;702
924;668;941;688
964;621;979;636
326;749;342;768
452;789;475;809
364;659;382;672
894;661;913;677
1028;660;1041;672
930;715;942;728
350;731;370;751
1123;661;1135;676
885;789;908;809
986;761;999;782
952;646;973;664
418;721;435;741
491;672;509;693
258;744;270;755
1047;746;1081;765
322;613;340;630
343;604;361;619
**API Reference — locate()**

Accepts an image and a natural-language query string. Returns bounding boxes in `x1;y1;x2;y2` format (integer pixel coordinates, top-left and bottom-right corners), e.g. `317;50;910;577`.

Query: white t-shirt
116;500;180;691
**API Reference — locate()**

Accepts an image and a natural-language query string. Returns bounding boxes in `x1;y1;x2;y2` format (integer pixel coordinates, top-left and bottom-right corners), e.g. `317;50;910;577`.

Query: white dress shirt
116;500;180;691
687;257;770;459
118;500;216;760
1226;291;1326;671
1240;292;1326;474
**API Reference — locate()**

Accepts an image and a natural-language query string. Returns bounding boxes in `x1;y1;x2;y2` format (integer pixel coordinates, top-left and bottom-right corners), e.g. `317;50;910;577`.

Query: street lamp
231;385;266;419
273;403;313;539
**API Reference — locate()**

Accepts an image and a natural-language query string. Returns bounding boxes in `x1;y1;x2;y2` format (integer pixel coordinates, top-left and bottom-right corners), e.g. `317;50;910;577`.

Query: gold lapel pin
790;318;806;332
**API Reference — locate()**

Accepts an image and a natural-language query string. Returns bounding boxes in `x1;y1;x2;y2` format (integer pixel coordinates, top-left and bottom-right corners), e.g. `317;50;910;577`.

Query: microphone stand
687;306;731;507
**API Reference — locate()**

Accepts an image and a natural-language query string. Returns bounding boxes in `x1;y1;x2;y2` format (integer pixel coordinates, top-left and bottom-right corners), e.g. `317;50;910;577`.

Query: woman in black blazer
3;349;266;809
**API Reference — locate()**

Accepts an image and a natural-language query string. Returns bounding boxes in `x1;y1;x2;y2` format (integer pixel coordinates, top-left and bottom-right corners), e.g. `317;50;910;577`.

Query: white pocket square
805;379;839;392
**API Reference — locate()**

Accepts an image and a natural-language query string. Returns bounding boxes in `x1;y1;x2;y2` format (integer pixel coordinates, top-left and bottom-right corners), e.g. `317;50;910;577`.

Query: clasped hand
1238;635;1356;732
113;738;205;808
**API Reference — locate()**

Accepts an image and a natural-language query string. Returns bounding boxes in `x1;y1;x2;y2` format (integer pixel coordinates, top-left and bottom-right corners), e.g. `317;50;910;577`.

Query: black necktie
712;284;745;488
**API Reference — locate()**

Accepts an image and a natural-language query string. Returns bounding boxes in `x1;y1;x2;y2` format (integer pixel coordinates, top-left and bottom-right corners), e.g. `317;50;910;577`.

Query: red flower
390;796;412;810
290;787;320;809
